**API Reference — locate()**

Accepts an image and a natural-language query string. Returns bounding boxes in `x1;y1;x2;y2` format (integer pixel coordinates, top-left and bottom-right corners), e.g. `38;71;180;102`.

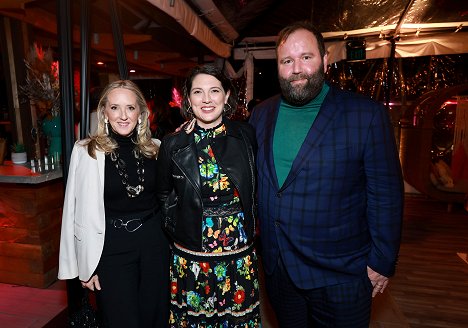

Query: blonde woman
59;80;169;328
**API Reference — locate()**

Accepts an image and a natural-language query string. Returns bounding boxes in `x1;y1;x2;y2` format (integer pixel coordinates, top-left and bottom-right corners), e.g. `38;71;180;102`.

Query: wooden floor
0;280;67;328
390;194;468;328
0;194;467;327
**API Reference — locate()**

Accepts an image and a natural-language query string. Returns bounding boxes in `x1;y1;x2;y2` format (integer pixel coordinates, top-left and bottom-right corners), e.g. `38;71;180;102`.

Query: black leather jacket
156;119;258;251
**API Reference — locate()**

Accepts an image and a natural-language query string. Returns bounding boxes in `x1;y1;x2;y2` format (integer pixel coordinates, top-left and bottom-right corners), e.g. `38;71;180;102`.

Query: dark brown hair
276;21;326;58
181;64;238;119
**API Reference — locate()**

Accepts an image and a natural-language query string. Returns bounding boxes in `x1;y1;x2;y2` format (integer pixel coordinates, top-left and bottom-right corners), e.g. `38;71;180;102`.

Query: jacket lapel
264;96;281;189
172;133;202;194
96;150;105;192
280;86;341;191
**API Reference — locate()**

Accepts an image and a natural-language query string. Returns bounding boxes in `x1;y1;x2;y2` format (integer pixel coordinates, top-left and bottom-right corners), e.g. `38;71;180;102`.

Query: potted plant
11;143;27;164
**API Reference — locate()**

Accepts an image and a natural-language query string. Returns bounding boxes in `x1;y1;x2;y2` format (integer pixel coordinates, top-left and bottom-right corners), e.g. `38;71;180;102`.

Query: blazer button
276;192;282;198
274;220;280;227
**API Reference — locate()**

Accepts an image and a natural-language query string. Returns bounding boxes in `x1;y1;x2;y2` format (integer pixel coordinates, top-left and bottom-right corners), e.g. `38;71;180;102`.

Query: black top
104;131;158;218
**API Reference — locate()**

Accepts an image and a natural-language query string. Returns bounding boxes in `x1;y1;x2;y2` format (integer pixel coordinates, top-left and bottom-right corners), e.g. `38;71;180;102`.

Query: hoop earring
104;117;109;135
137;117;142;134
223;103;232;114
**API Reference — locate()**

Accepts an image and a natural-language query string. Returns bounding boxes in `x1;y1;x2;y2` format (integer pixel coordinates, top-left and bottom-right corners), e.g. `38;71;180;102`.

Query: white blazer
58;140;106;281
58;138;161;282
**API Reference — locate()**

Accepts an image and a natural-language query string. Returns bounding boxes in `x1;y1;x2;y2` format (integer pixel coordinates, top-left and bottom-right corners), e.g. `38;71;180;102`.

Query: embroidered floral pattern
169;252;261;327
169;123;261;327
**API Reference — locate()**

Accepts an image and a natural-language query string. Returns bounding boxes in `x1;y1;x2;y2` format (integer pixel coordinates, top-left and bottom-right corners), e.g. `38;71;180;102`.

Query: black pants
95;214;170;328
265;257;372;328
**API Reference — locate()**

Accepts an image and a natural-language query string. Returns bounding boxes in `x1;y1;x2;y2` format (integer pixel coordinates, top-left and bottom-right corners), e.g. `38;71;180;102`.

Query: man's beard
279;68;325;106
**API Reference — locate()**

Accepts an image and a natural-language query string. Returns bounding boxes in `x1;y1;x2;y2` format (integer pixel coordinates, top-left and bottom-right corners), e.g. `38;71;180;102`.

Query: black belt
107;210;155;232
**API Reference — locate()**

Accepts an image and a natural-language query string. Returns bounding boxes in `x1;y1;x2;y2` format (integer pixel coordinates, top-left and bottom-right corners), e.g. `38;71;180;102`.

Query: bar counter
0;161;63;288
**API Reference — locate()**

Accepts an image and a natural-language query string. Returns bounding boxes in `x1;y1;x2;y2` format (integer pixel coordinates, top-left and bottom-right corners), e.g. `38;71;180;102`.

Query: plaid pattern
265;257;372;327
249;85;404;290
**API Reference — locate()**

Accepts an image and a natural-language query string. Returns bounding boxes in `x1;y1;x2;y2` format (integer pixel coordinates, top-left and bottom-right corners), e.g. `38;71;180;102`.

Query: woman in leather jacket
156;64;261;327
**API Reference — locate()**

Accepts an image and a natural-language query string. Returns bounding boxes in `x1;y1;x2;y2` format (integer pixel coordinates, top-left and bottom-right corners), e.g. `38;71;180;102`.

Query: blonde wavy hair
85;80;158;159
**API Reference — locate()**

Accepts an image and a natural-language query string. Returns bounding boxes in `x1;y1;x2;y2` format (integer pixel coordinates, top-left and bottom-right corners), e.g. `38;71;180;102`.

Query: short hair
276;21;326;59
181;64;238;119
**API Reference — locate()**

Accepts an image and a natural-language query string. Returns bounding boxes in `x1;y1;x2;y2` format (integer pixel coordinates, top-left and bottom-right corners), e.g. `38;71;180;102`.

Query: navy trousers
265;257;372;328
95;214;170;328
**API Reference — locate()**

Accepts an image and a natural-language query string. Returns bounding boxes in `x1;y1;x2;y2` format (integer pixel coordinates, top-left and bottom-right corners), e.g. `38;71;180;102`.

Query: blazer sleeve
243;122;258;158
365;104;404;277
57;143;81;280
152;137;161;148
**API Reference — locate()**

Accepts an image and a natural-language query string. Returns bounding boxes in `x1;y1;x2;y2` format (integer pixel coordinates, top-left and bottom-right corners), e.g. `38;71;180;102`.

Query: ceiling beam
0;3;202;76
0;8;152;48
394;0;417;38
146;0;231;58
189;0;238;42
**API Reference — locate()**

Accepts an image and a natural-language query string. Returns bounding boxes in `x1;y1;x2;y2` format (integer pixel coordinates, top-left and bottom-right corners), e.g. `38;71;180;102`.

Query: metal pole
385;38;396;111
57;0;81;315
109;0;128;79
80;0;91;139
57;0;74;181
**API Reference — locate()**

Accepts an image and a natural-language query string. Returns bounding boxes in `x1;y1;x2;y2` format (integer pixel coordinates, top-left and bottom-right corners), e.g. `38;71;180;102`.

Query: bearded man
249;21;404;328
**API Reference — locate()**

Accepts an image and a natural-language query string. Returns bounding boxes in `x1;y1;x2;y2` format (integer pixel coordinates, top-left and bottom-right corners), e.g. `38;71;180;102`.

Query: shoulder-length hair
85;80;158;158
181;64;238;120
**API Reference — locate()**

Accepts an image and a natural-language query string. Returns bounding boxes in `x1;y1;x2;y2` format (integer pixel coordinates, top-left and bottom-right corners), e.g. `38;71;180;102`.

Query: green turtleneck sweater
273;83;330;187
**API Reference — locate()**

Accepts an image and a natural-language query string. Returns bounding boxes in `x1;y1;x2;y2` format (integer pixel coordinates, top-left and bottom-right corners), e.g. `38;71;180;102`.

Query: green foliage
11;143;26;153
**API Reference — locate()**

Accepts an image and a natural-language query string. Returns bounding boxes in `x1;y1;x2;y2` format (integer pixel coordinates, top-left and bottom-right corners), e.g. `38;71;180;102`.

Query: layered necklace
109;148;145;198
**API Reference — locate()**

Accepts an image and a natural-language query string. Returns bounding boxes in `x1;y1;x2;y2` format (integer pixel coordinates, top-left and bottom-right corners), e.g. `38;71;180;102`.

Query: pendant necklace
109;148;145;198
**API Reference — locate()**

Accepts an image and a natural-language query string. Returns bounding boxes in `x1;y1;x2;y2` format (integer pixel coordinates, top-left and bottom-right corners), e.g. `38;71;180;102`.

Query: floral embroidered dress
169;123;261;328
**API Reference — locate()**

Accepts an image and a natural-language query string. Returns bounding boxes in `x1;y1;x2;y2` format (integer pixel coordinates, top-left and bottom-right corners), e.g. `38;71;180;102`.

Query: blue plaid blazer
249;85;403;289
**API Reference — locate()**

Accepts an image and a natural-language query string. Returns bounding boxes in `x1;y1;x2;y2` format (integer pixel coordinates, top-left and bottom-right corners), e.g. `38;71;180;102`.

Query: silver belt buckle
113;218;143;232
